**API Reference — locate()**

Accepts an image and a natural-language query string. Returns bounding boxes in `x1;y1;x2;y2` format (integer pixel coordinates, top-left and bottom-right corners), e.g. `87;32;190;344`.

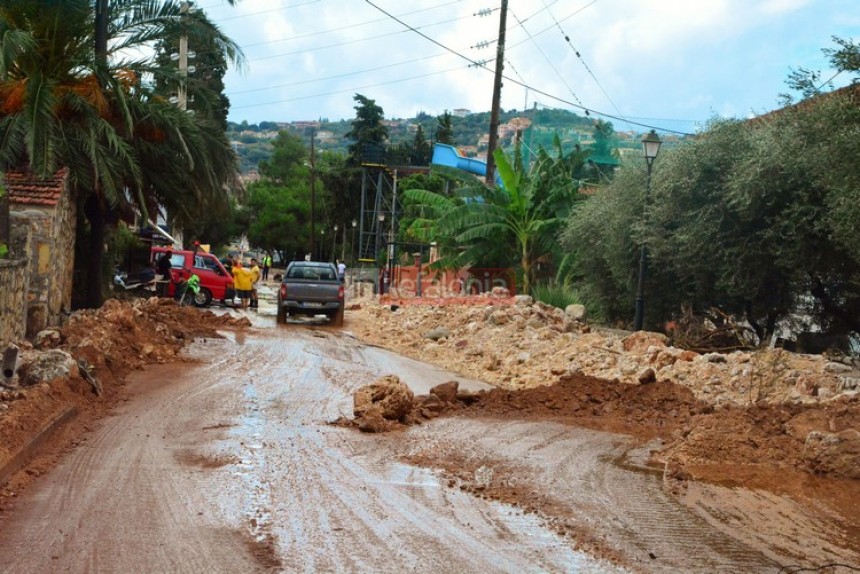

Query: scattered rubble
349;296;860;484
0;297;250;485
352;296;860;406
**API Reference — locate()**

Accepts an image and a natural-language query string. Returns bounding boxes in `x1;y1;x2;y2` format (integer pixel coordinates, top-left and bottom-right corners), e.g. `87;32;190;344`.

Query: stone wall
0;217;31;345
10;192;76;336
0;258;28;346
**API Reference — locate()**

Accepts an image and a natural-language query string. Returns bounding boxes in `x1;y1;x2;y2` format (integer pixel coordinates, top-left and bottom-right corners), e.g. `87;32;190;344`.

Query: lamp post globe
633;130;662;331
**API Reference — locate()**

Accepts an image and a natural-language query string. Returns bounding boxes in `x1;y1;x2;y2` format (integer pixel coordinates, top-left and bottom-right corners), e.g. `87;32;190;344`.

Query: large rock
564;304;587;322
353;375;414;421
33;329;62;350
622;331;668;353
17;349;78;387
802;429;860;479
430;380;459;404
356;404;389;433
424;327;451;341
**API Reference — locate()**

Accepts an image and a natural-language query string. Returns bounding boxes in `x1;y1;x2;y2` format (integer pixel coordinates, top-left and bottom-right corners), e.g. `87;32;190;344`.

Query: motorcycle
175;273;201;307
113;268;156;295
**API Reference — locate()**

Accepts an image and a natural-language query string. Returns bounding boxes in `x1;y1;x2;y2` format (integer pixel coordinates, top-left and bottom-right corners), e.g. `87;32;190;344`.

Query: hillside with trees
227;106;603;174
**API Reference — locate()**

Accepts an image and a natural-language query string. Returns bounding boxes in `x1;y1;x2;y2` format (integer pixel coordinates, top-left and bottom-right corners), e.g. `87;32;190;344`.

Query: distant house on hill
316;130;337;144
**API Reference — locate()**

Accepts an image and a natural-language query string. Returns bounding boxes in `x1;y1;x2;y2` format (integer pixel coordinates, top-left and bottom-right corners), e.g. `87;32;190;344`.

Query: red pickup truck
151;247;235;307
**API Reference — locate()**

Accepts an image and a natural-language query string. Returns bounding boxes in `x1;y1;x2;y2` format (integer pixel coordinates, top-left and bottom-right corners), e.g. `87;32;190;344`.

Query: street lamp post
332;224;338;262
351;219;357;263
319;228;325;261
376;213;385;294
633;130;662;331
309;129;316;260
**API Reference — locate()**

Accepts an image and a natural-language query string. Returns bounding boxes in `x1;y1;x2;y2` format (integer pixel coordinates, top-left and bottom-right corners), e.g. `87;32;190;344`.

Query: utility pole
485;0;508;185
178;1;190;111
388;170;398;293
95;0;108;61
309;128;316;259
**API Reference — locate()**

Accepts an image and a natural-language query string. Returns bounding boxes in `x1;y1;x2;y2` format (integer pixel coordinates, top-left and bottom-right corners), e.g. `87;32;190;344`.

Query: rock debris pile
349;296;860;481
353;295;860;406
340;376;478;433
1;298;250;475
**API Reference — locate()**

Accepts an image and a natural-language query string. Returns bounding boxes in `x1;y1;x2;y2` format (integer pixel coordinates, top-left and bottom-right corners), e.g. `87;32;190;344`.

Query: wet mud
1;311;858;572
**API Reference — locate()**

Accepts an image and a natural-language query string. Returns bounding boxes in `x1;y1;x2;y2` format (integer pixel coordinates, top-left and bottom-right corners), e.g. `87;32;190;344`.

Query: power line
230;63;469;110
229;52;448;95
200;0;321;22
243;12;472;64
506;0;598;51
539;0;634;131
361;0;694;135
180;3;476;67
239;0;465;50
509;9;587;113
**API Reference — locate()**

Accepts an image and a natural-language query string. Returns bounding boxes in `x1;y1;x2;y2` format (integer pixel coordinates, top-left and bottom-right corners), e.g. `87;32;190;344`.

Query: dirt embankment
347;297;860;522
3;294;859;555
0;298;249;500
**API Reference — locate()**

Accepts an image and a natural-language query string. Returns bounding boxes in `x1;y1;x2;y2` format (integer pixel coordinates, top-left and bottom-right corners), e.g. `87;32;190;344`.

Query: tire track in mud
398;417;782;573
0;358;261;573
216;328;623;573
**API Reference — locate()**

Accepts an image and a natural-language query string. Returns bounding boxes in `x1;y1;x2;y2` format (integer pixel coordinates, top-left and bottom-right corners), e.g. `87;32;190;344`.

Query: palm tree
0;0;242;307
404;139;586;294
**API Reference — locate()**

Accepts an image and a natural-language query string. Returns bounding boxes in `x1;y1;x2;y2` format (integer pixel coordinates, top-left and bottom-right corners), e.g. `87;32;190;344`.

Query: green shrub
532;279;582;311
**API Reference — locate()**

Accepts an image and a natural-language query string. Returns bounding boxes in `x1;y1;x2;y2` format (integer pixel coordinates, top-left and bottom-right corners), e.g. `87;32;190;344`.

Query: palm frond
23;71;58;176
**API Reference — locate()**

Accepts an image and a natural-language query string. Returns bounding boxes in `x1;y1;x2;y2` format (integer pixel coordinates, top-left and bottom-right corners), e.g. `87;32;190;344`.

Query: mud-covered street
0;325;616;572
1;306;857;573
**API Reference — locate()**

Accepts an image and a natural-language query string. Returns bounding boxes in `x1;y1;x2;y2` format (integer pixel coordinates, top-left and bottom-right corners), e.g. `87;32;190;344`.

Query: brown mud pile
346;298;860;557
0;298;249;501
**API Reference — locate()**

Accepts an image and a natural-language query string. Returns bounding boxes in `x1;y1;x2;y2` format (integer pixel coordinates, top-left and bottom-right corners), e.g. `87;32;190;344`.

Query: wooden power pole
485;0;508;185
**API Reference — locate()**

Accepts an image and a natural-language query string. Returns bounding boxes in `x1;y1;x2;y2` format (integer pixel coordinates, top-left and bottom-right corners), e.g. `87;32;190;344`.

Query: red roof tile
4;168;69;207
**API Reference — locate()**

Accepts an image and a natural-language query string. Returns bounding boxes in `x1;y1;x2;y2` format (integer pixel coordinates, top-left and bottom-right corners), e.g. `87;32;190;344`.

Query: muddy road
0;319;841;573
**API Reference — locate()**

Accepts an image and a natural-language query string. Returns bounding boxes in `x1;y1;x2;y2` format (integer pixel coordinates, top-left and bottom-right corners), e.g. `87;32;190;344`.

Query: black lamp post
351;219;357;263
319;228;325;261
633;129;662;331
331;224;338;262
376;213;385;294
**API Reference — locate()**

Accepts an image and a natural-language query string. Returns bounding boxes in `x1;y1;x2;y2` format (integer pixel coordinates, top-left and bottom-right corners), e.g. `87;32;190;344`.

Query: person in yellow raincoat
232;260;254;310
249;258;261;310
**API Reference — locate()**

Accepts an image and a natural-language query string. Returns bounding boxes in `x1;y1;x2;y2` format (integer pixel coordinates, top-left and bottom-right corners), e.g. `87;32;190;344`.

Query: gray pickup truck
276;261;345;326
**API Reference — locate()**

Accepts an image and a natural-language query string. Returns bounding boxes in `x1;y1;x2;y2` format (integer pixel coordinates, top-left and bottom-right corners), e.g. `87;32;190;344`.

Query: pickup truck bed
277;261;345;326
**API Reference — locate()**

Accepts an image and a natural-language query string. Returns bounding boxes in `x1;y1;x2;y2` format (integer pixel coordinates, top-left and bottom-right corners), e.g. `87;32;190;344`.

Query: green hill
228;108;631;174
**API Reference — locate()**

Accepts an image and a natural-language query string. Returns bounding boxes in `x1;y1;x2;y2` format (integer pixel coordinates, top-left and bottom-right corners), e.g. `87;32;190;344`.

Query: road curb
0;406;78;487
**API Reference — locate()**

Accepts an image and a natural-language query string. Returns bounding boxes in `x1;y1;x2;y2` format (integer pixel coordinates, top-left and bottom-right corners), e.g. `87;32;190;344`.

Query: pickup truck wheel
329;307;344;327
276;305;287;324
193;287;213;307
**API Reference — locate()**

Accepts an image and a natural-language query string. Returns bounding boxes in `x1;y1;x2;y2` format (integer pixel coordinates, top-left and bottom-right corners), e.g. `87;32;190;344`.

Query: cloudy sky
196;0;856;134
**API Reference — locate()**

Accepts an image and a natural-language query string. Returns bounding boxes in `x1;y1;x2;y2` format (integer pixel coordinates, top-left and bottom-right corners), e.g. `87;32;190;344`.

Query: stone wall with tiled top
9;196;76;336
5;168;75;337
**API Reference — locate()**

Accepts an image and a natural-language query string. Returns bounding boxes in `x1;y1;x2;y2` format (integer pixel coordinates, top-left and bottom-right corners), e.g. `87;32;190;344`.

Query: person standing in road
262;253;272;281
337;259;346;283
156;249;173;297
249;258;261;310
232;260;253;310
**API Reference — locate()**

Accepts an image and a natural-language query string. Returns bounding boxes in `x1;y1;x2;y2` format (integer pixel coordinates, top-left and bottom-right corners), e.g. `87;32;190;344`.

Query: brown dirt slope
0;298;249;501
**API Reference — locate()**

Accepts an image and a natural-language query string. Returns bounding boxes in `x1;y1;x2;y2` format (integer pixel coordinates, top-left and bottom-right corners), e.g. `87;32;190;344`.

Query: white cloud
197;0;847;129
759;0;812;15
